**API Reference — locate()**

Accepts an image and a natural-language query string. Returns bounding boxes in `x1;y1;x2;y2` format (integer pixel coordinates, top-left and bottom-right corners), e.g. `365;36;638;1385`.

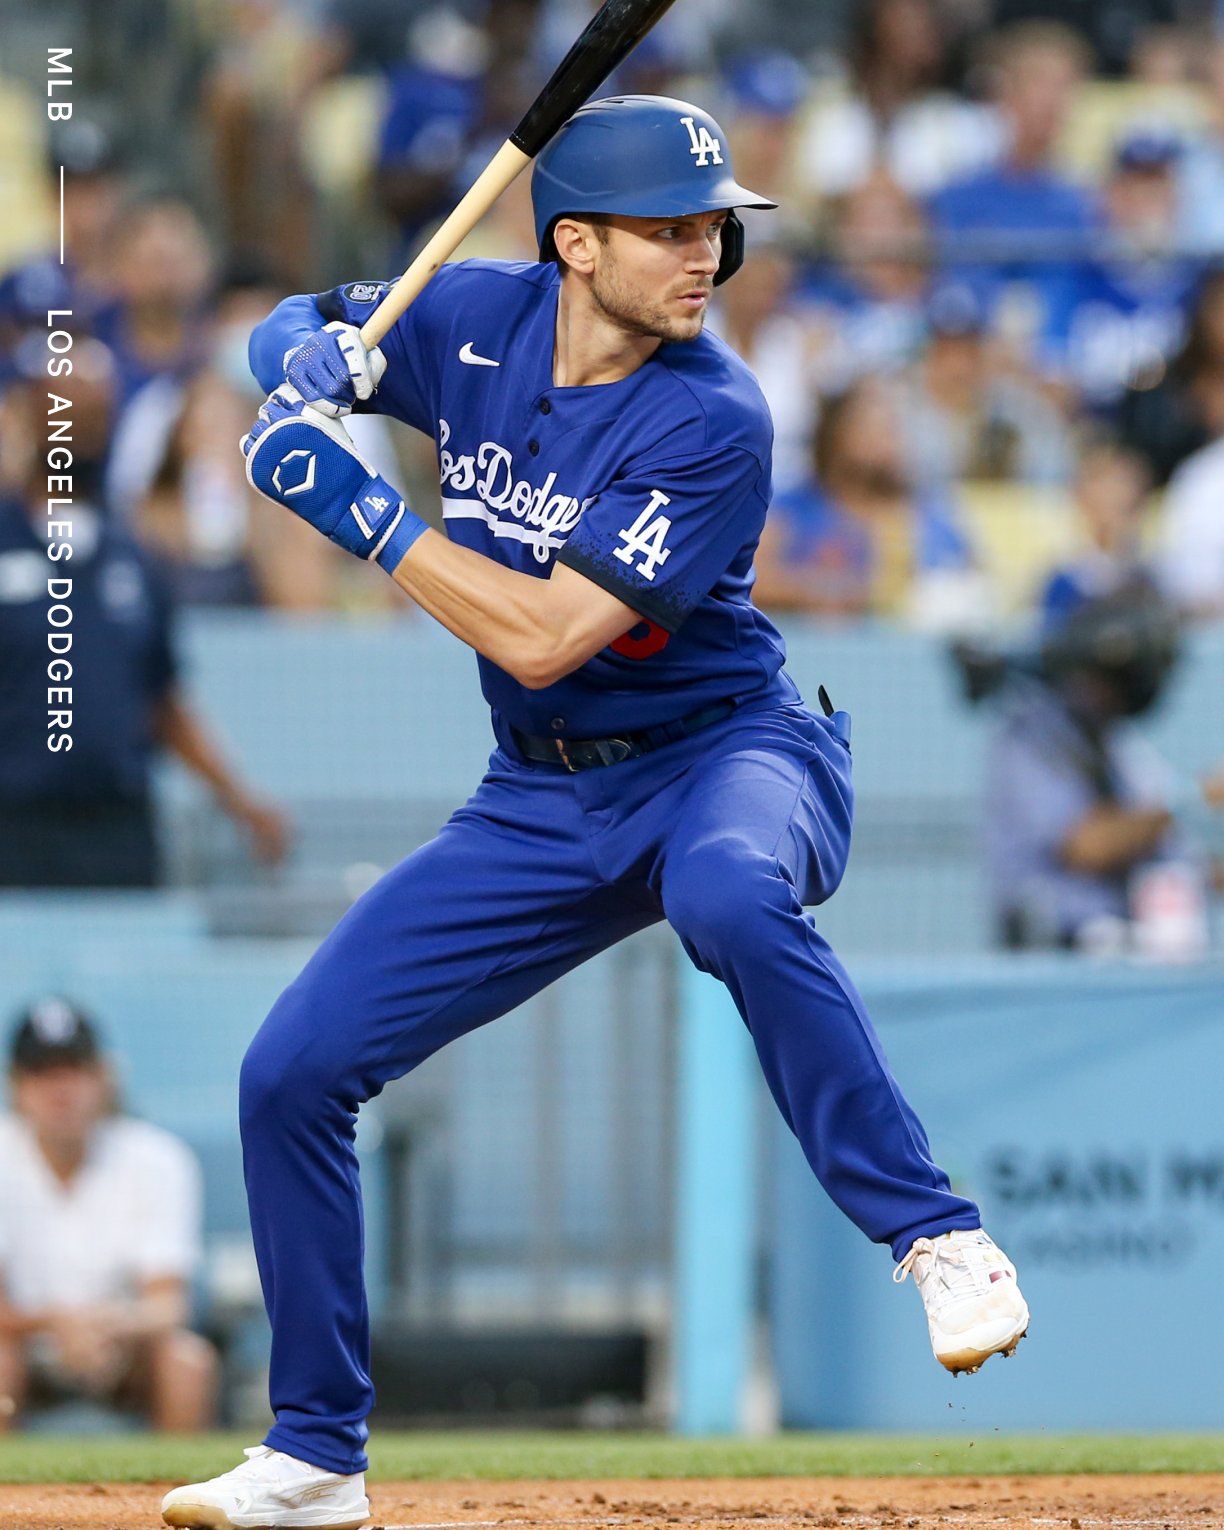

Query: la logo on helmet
680;115;723;167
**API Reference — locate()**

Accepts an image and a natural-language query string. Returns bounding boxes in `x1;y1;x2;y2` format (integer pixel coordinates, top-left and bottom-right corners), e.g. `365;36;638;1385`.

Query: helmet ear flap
714;210;745;286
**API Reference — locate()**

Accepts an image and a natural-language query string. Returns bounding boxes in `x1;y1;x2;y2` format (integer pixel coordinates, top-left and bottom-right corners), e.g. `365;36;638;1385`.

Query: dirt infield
2;1475;1223;1530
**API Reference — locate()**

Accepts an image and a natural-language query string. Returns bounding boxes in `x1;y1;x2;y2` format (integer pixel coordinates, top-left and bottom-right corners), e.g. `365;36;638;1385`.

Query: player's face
588;212;726;343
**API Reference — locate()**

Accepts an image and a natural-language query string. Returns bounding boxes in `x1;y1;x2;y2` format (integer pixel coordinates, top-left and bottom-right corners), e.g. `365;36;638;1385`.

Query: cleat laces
893;1232;1002;1309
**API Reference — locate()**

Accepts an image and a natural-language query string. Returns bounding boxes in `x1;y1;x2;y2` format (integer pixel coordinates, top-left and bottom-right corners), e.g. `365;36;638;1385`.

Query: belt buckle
553;736;634;771
596;737;634;766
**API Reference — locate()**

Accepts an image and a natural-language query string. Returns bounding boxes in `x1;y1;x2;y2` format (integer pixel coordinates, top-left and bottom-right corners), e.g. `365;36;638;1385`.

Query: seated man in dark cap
979;590;1208;954
0;998;217;1431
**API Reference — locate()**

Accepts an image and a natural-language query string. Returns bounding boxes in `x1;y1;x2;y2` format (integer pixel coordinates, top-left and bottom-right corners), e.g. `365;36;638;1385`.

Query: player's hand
242;388;426;572
283;321;387;418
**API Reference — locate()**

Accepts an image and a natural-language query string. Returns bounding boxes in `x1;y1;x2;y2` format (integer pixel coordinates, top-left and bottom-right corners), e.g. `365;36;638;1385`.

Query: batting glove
283;321;387;417
243;389;426;572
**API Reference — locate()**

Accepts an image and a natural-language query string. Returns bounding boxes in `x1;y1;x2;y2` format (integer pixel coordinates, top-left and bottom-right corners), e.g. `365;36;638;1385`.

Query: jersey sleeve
556;446;769;633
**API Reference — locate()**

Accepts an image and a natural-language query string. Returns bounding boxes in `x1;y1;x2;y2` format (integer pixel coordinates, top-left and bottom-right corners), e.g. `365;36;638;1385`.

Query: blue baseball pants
240;697;981;1472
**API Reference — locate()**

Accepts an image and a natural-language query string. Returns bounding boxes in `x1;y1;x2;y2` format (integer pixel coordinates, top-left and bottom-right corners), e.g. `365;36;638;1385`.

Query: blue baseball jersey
251;260;789;737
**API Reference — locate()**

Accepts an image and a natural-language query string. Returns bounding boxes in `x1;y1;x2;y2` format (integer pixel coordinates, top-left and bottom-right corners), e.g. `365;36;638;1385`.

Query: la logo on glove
272;449;317;497
350;488;402;539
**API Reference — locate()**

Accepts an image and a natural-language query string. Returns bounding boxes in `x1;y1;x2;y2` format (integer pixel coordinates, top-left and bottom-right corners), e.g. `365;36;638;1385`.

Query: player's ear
552;217;601;277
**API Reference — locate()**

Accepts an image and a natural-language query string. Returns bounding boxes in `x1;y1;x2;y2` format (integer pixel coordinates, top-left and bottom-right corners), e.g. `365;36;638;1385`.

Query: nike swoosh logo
459;342;500;367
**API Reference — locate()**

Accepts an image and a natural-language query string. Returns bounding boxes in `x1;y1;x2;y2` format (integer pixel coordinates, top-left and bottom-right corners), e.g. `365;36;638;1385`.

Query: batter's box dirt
2;1475;1224;1530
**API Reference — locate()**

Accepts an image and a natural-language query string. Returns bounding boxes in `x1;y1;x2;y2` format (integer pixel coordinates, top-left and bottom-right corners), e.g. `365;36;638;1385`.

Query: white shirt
0;1114;202;1311
1158;436;1224;613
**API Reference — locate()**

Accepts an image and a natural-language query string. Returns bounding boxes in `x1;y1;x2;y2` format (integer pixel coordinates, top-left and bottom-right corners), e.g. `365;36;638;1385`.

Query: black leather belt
511;700;738;772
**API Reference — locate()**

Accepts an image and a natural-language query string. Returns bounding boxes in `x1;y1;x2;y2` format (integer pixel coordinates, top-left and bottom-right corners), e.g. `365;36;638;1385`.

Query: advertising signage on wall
769;961;1224;1431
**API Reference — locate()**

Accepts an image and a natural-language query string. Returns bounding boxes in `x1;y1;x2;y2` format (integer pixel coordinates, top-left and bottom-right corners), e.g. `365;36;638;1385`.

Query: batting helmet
532;95;777;286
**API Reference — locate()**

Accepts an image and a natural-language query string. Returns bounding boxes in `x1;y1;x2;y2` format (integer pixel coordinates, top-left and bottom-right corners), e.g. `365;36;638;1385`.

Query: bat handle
359;141;533;349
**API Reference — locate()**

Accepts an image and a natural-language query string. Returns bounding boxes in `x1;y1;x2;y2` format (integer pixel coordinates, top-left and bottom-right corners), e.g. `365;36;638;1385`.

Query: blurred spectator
1057;24;1205;185
0;121;123;345
1114;265;1224;484
93;198;216;409
711;241;821;496
719;50;810;216
793;0;999;204
311;0;429;77
376;7;492;256
0;362;289;887
980;591;1204;953
1130;24;1197;87
0;998;217;1432
988;0;1182;77
376;3;540;258
899;279;1074;486
1040;438;1155;619
801;172;929;389
199;0;323;287
108;267;349;609
754;376;988;628
1175;40;1224;257
1156;412;1224;619
928;22;1095;362
1045;126;1198;408
538;0;725;83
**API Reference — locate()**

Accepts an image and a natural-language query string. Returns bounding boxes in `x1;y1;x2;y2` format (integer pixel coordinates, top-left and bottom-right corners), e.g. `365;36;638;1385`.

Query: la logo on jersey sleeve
614;491;673;581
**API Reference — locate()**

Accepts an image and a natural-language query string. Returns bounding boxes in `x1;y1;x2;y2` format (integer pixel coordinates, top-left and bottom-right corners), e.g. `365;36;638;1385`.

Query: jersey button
550;718;566;732
539;399;552;415
528;440;540;456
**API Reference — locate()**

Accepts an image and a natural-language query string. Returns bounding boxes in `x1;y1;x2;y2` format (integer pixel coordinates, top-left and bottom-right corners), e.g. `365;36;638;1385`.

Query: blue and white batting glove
283;321;387;417
243;389;426;572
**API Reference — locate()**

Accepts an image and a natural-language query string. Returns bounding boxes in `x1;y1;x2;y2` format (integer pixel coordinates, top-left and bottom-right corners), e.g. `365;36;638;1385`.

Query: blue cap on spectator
1113;125;1182;172
926;280;988;337
722;50;810;117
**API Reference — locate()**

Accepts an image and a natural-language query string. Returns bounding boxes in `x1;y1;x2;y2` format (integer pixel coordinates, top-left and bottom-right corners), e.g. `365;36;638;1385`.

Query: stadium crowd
3;0;1224;625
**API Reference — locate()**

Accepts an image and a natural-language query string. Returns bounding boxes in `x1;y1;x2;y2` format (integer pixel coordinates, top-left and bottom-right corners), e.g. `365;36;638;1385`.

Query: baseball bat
359;0;681;349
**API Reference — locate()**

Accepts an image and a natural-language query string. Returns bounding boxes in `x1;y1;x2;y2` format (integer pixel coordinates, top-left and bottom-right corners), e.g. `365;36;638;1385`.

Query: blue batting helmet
532;95;777;286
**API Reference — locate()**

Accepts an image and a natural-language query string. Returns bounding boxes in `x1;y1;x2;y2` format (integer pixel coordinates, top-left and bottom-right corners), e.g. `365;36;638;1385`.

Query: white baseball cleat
894;1227;1030;1375
161;1445;370;1529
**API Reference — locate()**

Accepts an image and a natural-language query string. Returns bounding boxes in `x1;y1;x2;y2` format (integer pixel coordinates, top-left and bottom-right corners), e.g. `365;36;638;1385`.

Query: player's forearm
242;394;632;679
392;532;591;687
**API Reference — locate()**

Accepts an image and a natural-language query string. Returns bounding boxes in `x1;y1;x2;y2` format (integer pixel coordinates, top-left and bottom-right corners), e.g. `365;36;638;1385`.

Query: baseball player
163;96;1028;1530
